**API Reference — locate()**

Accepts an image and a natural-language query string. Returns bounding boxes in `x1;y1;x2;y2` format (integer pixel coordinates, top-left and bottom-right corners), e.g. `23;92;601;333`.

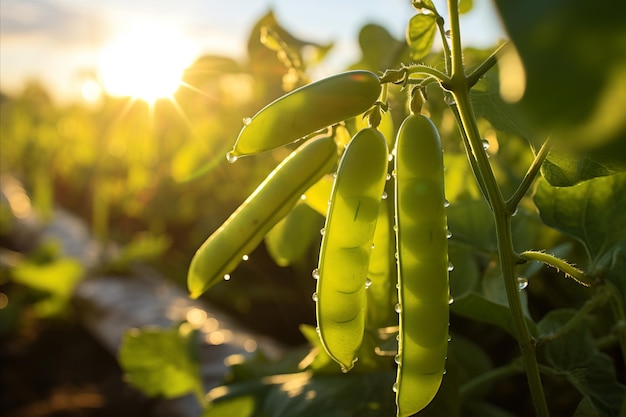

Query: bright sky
0;0;505;103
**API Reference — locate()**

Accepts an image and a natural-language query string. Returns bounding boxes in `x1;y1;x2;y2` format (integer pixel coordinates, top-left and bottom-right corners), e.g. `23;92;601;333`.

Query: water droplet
395;283;400;290
381;191;388;200
444;94;456;106
223;274;231;281
242;117;252;126
393;225;398;232
226;152;238;164
482;139;490;150
371;243;375;249
444;199;450;208
395;303;402;313
391;169;397;178
396;334;400;342
312;292;318;302
312;268;320;280
333;172;338;178
300;194;307;200
446;229;453;239
394;252;399;259
340;366;349;373
394;355;401;364
320;228;325;236
392;383;398;393
448;296;454;305
517;277;529;290
365;278;372;289
511;207;519;217
386;173;391;181
442;369;447;375
242;254;249;261
315;326;321;335
448;262;454;272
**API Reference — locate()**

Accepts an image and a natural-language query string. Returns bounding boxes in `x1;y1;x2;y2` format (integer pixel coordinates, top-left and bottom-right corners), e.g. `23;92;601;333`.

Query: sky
0;0;505;103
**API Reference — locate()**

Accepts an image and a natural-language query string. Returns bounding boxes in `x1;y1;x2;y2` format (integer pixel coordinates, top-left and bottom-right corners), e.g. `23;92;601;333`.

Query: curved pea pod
394;114;449;417
315;128;389;371
188;136;338;299
230;71;381;157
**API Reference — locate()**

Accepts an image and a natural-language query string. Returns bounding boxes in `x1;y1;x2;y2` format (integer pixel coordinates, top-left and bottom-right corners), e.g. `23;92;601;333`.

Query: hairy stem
506;137;552;213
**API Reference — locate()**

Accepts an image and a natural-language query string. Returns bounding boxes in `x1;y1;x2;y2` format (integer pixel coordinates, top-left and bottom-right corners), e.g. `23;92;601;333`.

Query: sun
98;22;195;103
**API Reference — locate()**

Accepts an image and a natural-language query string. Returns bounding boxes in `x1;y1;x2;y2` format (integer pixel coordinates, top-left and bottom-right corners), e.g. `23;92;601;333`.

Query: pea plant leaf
533;173;626;276
406;13;438;61
458;0;473;14
493;0;626;163
118;324;204;402
537;309;626;417
541;150;614;187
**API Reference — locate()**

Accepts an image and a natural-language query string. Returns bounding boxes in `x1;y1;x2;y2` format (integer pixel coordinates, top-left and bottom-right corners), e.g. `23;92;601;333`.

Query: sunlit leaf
205;369;397;417
118;324;203;401
406;13;438;61
493;0;626;159
541;150;614;186
533;173;626;269
11;252;84;316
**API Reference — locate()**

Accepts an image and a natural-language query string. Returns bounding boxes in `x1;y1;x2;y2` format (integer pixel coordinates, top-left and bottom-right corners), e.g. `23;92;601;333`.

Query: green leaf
537;309;626;417
533;173;626;268
118;324;203;402
541;150;614;186
205;370;397;417
451;291;537;338
412;0;437;12
493;0;626;161
350;24;407;72
406;13;438;61
447;199;495;252
264;203;322;267
11;253;84;316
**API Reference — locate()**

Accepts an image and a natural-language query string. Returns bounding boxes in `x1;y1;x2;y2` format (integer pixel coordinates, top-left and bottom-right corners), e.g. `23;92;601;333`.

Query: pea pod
188;136;338;298
230;71;381;157
316;128;389;371
394;114;449;416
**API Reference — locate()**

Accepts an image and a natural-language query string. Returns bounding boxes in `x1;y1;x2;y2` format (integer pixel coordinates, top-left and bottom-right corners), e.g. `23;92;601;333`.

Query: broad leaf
458;0;473;14
406;13;438;61
541;150;614;187
537;310;626;417
118;324;203;401
533;173;626;271
451;291;537;338
493;0;626;163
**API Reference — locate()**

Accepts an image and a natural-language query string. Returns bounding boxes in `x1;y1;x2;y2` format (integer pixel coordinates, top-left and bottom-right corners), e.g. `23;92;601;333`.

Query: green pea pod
366;196;398;330
316;128;389;371
265;202;323;267
394;114;449;417
188;136;338;298
230;71;381;157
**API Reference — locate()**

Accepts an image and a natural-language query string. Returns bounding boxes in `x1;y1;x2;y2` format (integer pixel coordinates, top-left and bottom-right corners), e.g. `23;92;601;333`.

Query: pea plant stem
445;1;550;416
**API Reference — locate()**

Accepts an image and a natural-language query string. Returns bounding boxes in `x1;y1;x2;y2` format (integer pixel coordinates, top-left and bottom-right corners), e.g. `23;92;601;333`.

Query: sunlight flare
98;22;196;103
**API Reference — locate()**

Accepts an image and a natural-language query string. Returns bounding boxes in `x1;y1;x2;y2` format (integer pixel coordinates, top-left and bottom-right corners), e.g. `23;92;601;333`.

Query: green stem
404;65;451;85
506;137;552;214
435;15;452;75
448;102;490;204
466;42;508;87
446;1;550;416
519;250;592;287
